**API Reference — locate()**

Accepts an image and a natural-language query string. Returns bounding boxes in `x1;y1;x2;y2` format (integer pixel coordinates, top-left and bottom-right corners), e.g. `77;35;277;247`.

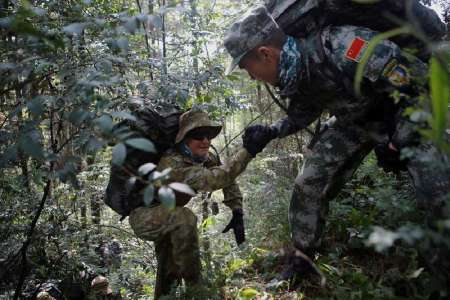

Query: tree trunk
189;0;200;97
161;0;167;75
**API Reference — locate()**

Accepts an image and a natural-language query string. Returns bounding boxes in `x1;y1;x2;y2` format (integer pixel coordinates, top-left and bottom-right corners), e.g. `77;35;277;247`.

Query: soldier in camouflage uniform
128;109;253;299
224;6;450;277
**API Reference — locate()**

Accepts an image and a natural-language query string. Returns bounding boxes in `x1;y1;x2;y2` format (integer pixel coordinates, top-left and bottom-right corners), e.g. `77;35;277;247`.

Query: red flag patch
345;37;367;62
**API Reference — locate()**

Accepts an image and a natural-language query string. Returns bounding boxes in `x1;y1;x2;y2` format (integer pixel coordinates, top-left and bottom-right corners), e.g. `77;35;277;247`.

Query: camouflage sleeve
222;182;243;210
166;148;252;193
323;25;426;90
207;151;243;210
272;97;322;138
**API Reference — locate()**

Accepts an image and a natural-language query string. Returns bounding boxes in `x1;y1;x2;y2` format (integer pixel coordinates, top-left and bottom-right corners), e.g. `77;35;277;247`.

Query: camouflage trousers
129;205;201;299
289;119;450;251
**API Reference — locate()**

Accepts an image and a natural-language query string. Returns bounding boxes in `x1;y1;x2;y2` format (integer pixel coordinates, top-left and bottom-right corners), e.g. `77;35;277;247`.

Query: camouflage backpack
105;98;183;218
265;0;446;60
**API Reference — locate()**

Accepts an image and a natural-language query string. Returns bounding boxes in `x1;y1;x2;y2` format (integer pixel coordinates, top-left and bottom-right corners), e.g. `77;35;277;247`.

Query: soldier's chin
197;149;209;158
200;149;209;155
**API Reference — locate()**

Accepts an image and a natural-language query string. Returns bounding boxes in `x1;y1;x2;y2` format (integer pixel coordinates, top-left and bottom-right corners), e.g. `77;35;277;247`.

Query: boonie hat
175;110;222;144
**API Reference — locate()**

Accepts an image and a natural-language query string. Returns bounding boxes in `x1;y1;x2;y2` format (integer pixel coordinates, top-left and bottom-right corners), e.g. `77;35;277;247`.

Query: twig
294;248;327;287
218;102;274;155
264;83;288;113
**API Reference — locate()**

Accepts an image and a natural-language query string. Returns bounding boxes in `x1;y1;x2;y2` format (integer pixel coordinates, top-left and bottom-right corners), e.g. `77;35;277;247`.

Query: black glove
374;143;407;174
242;124;278;157
222;208;245;245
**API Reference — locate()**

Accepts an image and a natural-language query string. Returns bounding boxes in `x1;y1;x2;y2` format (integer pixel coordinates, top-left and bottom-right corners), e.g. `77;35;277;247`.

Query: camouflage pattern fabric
290;119;450;251
272;25;427;138
268;25;450;251
158;148;252;195
128;147;251;298
129;205;200;298
224;5;280;75
265;0;446;60
278;36;303;96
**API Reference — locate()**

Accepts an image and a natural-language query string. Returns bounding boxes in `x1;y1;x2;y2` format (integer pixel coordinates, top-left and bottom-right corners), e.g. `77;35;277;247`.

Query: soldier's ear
257;46;278;62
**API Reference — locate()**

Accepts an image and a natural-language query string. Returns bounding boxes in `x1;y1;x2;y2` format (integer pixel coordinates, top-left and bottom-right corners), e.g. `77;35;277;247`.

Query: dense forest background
1;0;450;299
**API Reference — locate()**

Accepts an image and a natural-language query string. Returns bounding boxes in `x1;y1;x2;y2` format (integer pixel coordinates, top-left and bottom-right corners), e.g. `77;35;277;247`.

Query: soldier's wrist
232;208;244;216
269;125;280;139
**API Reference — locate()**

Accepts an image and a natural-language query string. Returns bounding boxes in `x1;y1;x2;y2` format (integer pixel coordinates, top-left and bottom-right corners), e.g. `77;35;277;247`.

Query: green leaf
137;13;148;23
149;168;171;181
95;115;113;133
116;38;129;52
69;109;89;125
125;138;156;153
123;17;138;34
112;143;126;166
27;98;45;117
86;136;105;152
143;185;155;206
63;22;87;35
149;171;162;181
111;111;137;121
138;163;156;175
158;186;175;209
429;57;449;147
19;137;44;160
168;182;196;196
200;216;216;230
126;176;137;190
148;15;162;29
238;288;259;300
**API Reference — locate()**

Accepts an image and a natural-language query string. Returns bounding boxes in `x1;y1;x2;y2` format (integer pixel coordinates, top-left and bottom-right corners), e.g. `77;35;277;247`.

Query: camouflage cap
224;5;280;75
175;109;222;144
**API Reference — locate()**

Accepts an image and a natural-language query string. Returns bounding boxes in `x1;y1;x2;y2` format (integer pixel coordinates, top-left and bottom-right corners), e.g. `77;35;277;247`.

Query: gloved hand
222;208;245;245
242;124;278;157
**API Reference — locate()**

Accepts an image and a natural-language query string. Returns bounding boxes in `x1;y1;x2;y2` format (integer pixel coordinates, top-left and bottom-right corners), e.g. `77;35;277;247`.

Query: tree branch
13;178;52;300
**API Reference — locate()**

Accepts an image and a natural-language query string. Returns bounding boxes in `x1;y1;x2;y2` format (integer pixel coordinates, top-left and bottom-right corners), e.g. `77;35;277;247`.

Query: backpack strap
264;83;289;113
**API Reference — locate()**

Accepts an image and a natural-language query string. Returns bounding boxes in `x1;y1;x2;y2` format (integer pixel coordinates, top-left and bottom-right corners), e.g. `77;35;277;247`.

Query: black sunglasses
186;128;216;141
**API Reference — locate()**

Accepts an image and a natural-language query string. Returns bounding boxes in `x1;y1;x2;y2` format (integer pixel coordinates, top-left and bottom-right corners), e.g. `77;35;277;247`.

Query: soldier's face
239;46;280;86
186;137;211;158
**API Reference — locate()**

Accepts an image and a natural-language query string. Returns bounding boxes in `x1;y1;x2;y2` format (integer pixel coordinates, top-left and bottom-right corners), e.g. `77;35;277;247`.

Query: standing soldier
128;109;253;299
224;5;450;280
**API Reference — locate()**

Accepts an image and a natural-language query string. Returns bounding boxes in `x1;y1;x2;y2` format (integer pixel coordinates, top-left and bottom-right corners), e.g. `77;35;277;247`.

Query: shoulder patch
345;37;367;62
382;59;410;87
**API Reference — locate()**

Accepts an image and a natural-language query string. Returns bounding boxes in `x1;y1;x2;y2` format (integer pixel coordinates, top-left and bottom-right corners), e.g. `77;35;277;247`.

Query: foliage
0;0;449;299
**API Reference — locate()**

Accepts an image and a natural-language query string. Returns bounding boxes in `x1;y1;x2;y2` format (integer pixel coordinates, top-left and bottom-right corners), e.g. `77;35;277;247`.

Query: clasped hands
242;124;278;157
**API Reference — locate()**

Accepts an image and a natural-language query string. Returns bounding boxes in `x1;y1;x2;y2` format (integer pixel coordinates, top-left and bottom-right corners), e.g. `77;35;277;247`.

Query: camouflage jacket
273;25;427;138
157;147;252;210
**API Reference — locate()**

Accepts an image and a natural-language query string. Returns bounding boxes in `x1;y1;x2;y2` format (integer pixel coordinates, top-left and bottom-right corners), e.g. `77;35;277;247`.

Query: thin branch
218;102;274;155
13;178;52;300
135;0;155;80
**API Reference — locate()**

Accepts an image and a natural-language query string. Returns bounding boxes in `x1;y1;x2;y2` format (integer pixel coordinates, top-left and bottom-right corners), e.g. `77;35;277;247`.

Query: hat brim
175;125;222;144
225;52;247;76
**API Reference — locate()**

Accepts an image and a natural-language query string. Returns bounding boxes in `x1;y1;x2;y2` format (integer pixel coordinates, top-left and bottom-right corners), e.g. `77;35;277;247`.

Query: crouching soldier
224;5;450;282
128;109;253;299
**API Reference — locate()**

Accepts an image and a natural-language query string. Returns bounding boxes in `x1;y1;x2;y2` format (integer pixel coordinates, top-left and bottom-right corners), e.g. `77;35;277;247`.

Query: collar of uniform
181;153;211;165
177;143;209;165
277;35;303;97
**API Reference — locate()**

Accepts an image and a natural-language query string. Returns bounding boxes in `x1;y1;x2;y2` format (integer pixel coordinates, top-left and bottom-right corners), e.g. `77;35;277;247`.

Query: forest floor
4;152;443;300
